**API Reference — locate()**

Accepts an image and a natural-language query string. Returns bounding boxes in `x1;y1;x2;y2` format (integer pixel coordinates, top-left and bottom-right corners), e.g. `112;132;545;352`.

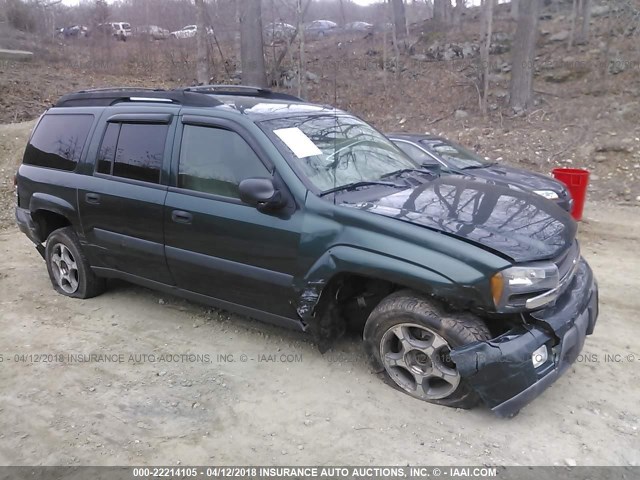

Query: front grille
555;240;580;282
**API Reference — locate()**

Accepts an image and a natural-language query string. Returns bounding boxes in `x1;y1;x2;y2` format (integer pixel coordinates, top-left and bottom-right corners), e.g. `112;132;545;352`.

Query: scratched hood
345;176;576;263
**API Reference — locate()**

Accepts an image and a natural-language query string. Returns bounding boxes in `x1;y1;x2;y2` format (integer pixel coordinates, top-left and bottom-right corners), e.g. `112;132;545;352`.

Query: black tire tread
363;289;491;410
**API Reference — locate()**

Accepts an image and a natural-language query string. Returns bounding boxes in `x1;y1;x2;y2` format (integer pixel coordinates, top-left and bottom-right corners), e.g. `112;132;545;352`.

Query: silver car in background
305;20;338;38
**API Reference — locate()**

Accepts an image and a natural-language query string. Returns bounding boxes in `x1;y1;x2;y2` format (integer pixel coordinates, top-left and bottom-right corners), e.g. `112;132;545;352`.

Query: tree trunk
391;0;406;39
510;0;518;20
391;1;401;75
297;0;306;98
444;0;453;23
433;0;447;23
194;0;209;85
453;0;465;28
509;0;540;112
568;0;578;49
579;0;591;44
481;0;494;116
239;0;267;87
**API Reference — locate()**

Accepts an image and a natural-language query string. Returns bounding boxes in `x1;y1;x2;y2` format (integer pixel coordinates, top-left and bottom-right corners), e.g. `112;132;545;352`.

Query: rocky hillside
0;0;638;204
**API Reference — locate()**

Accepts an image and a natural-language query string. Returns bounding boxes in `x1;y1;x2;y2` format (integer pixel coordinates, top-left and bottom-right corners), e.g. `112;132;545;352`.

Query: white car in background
170;25;213;39
111;22;132;40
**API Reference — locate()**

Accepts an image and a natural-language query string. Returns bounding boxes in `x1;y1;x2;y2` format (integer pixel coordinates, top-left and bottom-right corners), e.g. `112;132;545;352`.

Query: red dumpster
552;168;590;221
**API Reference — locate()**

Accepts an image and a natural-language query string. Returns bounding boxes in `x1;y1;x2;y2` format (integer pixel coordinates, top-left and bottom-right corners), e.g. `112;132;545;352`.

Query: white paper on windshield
274;127;323;159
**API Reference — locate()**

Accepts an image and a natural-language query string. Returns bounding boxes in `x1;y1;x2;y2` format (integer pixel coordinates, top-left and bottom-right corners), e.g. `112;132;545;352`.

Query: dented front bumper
451;258;598;417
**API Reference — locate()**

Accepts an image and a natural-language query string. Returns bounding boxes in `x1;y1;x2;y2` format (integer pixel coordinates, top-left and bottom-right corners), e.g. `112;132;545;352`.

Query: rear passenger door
79;112;175;285
163;116;302;319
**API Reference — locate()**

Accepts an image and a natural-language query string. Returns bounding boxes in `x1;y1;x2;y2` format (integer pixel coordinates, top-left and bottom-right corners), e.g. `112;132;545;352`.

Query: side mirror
238;177;285;212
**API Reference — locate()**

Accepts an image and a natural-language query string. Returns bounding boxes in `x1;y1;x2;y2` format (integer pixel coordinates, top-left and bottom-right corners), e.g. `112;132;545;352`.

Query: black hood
344;176;576;263
468;164;566;194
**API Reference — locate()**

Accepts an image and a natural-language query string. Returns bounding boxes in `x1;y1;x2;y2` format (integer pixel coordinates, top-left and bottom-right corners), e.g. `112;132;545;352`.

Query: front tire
363;290;491;409
45;227;105;299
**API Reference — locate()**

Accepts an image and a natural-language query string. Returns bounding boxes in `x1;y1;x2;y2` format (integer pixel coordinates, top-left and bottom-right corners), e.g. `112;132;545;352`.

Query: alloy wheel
50;243;80;294
380;323;460;400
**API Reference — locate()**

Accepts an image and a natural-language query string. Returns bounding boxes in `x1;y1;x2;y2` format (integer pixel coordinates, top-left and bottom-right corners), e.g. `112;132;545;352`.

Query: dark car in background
57;25;89;39
389;133;573;212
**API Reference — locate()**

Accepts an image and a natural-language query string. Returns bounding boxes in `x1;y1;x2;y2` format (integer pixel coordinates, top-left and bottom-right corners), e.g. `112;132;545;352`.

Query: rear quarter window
23;114;94;171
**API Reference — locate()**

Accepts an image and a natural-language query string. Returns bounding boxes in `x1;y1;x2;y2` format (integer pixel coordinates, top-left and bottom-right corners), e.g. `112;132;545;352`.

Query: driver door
163;117;303;319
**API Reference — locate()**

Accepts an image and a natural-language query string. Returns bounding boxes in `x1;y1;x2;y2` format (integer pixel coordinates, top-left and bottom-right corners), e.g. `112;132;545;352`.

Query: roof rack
77;87;167;93
55;89;224;108
53;84;304;108
182;84;304;102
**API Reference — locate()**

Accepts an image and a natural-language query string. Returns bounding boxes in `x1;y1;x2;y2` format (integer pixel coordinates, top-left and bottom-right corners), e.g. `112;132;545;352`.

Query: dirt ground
0;122;638;467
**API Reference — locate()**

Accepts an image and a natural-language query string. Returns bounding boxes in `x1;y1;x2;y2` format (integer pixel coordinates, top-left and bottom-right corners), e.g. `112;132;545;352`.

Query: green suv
15;86;598;417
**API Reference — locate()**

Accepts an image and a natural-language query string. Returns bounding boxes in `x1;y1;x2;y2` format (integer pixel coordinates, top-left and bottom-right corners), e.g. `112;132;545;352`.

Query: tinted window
112;123;168;184
24;114;93;171
422;140;487;170
178;125;269;199
96;123;120;175
394;141;440;166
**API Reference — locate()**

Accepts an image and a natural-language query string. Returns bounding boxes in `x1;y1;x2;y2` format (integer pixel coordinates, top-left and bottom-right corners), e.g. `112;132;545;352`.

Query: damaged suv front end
452;243;598;417
259;109;598;416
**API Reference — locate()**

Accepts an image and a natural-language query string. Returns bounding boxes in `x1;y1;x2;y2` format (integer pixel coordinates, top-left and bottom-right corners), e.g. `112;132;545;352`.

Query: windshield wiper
381;168;440;179
319;181;404;197
460;162;493;170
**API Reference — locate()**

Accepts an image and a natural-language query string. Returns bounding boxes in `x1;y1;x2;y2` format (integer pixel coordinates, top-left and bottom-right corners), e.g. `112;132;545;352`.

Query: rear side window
395;141;440;166
23;114;93;171
96;123;168;184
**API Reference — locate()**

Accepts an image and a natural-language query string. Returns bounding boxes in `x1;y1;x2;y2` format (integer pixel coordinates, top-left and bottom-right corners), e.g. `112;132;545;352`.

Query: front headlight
491;263;559;311
533;190;559;200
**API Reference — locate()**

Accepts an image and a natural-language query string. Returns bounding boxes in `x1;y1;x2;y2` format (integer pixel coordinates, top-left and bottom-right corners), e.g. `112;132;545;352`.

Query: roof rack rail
54;89;223;108
182;84;304;102
77;87;167;93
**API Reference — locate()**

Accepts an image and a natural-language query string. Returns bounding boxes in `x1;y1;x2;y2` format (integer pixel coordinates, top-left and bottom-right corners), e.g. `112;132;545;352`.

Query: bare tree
579;0;592;44
510;0;518;20
568;0;579;49
390;0;406;39
239;0;267;87
194;0;209;84
453;0;466;28
480;0;494;116
297;0;306;98
433;0;452;24
509;0;541;112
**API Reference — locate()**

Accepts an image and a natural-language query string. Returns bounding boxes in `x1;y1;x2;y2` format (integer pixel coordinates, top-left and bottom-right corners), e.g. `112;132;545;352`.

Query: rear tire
45;227;106;299
363;290;491;409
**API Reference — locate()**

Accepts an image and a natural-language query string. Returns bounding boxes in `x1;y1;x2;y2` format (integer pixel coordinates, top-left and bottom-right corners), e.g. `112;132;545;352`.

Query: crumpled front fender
293;245;466;321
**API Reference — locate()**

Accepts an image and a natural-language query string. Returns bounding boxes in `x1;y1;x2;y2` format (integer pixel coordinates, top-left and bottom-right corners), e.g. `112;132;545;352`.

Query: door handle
85;193;101;205
171;210;193;224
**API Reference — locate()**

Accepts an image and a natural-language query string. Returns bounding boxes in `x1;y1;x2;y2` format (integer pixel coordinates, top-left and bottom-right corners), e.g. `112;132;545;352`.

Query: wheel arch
31;209;72;243
294;246;486;349
29;193;77;242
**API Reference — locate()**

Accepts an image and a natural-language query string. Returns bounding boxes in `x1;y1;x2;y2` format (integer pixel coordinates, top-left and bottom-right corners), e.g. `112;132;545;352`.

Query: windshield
262;114;418;193
424;140;488;170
